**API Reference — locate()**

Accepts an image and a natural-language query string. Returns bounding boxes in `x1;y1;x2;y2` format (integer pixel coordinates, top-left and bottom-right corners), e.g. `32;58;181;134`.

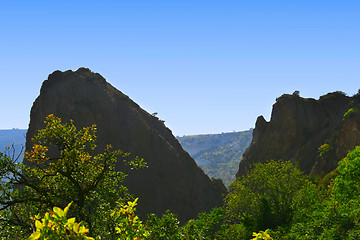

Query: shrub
225;160;311;231
28;202;93;240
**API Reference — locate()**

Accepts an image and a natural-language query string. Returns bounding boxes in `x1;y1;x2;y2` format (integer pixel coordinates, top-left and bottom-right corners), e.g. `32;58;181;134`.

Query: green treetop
0;114;146;239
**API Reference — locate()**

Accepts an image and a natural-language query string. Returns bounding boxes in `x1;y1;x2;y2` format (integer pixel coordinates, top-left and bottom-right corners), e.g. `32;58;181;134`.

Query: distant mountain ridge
177;130;252;187
0;129;27;159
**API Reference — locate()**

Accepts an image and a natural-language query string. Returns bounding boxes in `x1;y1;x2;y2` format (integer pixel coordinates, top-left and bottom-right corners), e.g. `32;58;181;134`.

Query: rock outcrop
237;91;360;178
25;68;225;222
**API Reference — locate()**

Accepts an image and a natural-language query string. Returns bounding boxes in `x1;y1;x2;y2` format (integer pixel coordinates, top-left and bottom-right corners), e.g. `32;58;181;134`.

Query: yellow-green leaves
28;202;93;240
29;199;147;239
68;217;76;225
111;198;149;240
318;143;332;158
25;144;49;164
28;232;41;240
64;201;71;216
35;220;43;229
251;229;271;239
53;206;64;218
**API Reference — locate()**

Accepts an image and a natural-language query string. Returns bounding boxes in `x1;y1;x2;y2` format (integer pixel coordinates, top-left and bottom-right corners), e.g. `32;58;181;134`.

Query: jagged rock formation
237;91;360;178
25;68;225;222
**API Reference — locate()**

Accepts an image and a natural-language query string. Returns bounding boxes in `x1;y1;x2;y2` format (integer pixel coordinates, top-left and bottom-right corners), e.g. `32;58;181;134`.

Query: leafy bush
318;143;332;158
180;207;225;240
29;198;150;240
0;115;146;238
215;223;251;240
145;210;181;240
111;198;149;240
286;146;360;239
251;229;271;240
225;160;312;231
28;202;93;240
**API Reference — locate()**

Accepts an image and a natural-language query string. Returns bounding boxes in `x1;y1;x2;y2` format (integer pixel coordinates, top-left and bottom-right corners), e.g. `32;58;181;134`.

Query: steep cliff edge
25;68;225;222
237;91;360;178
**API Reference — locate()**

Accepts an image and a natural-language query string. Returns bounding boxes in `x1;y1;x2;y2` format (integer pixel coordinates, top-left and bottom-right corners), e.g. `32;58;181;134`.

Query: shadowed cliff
237;91;360;178
25;68;226;223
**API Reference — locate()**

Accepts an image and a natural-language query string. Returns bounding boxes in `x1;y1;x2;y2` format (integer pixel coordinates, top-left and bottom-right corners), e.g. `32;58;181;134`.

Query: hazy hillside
0;129;27;160
178;130;252;187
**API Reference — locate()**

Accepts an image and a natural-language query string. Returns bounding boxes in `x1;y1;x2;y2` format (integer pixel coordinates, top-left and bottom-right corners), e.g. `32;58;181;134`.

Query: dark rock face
25;68;225;222
237;92;360;178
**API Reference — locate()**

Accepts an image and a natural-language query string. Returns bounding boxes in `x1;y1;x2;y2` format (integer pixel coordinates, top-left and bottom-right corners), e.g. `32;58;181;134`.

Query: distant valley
177;130;252;187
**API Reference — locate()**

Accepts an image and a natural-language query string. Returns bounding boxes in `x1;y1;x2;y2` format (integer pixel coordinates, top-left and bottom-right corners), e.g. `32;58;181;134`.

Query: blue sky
1;0;359;136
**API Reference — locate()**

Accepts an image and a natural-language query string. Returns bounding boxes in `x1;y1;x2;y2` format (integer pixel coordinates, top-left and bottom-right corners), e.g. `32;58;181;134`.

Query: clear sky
1;0;359;136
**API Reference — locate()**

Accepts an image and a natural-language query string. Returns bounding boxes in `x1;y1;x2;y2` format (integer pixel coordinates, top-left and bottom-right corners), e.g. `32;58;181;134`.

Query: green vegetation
177;130;252;187
0;115;146;238
225;160;314;232
3;115;360;239
181;147;360;239
318;143;332;158
343;99;360;120
28;202;93;240
344;105;360;119
147;147;360;239
111;198;149;240
251;229;272;240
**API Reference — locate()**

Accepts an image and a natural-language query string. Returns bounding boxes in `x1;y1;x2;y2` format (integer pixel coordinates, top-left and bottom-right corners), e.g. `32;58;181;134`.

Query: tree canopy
225;160;314;232
0;114;146;238
3;114;360;239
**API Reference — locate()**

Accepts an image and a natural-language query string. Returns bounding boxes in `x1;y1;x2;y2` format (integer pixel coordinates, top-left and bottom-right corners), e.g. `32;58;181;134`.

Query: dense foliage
283;146;360;239
170;148;360;239
224;146;360;239
0;115;146;238
225;160;314;232
2;115;360;239
28;202;93;240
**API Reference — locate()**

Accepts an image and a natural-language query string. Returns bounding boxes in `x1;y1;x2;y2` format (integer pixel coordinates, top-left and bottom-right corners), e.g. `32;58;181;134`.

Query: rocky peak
26;68;225;222
237;91;360;178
